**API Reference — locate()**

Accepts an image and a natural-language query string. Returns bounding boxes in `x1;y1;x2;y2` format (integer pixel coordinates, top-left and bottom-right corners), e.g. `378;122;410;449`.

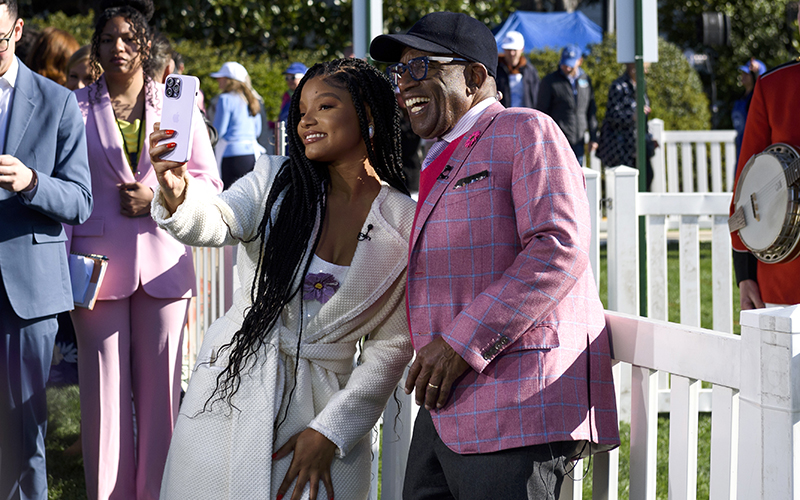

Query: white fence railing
588;119;737;194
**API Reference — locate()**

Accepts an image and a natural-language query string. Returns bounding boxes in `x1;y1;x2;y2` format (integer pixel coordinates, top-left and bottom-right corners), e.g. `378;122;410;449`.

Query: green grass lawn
45;385;85;500
46;241;735;499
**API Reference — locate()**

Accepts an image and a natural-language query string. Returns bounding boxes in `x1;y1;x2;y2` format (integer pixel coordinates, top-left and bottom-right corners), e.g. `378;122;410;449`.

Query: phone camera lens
166;88;174;98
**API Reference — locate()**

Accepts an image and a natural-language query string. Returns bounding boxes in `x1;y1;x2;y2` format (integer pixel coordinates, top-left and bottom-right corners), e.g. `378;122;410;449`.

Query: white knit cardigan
152;155;415;499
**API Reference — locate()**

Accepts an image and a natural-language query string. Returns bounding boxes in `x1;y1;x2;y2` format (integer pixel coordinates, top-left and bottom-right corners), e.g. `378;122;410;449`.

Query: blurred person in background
496;30;539;109
278;61;307;124
147;31;174;84
66;44;96;90
25;26;79;86
70;0;222;498
596;62;658;190
210;61;264;188
536;44;598;166
731;58;766;164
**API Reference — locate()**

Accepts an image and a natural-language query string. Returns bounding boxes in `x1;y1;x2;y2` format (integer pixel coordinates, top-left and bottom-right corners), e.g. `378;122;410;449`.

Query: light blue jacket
213;92;262;158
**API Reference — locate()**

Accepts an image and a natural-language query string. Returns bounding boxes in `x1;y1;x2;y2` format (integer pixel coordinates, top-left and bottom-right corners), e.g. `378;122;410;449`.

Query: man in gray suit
0;1;92;498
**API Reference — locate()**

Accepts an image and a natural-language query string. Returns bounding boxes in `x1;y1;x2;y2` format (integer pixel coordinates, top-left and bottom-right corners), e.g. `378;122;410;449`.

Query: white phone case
158;74;200;163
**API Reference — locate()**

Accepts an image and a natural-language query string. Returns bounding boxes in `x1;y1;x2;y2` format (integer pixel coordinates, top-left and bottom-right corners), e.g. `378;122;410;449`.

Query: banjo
728;143;800;263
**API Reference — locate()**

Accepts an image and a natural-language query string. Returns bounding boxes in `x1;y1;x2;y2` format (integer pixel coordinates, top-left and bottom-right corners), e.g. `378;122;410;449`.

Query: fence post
605;166;639;315
583;167;601;289
737;306;800;499
648;118;665;193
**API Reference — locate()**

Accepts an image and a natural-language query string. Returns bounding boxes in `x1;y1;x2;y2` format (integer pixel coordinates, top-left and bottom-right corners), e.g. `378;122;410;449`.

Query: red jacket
729;60;800;305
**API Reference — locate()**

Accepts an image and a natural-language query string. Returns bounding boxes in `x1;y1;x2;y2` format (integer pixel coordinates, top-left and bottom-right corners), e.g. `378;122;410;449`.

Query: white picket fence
182;155;800;500
588;119;737;195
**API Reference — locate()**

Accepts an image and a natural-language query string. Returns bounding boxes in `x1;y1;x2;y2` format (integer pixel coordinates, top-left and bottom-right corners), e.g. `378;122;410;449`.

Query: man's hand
589;141;599;152
405;336;470;410
0;155;34;192
739;279;765;310
274;428;336;500
118;182;154;217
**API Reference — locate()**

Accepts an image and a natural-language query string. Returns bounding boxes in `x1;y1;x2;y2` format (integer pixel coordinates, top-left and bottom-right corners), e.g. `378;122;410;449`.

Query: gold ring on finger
427;382;439;389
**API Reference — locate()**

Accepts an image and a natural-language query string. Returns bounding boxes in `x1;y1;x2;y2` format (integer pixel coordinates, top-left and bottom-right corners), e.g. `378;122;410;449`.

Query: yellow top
116;117;143;170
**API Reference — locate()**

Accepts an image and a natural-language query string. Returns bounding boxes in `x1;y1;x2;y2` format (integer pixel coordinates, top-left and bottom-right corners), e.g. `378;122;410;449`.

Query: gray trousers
403;408;574;500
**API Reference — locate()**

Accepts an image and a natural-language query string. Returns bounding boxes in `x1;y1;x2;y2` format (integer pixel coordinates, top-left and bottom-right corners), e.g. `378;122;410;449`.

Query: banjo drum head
736;151;790;252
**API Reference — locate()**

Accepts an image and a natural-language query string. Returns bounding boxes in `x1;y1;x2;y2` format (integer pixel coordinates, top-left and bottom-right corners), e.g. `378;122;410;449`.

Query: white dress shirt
0;55;19;155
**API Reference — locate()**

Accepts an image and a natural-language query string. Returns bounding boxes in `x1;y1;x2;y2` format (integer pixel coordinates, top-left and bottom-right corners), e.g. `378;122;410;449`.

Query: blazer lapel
5;63;35;159
137;80;161;180
92;75;135;184
410;103;501;252
303;186;409;343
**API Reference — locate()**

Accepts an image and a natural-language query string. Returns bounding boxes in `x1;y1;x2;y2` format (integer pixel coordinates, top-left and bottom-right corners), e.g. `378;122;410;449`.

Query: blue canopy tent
494;11;603;54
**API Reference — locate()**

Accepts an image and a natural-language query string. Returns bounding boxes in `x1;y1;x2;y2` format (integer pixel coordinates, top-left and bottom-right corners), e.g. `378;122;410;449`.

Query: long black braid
87;0;156;107
206;58;408;419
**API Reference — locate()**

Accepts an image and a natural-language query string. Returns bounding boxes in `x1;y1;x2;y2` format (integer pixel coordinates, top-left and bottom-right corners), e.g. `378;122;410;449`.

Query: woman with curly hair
68;1;222;498
150;58;414;500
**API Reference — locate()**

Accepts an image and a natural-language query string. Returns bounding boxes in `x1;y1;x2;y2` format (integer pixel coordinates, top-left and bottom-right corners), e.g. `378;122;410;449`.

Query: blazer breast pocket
72;218;104;237
443;170;492;207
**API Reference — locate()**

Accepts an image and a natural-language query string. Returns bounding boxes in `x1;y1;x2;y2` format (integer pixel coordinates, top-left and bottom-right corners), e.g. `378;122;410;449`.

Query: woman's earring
368;125;374;138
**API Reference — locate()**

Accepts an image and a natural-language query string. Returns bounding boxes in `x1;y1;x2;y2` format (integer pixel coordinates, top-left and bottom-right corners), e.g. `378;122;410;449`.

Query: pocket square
453;170;490;189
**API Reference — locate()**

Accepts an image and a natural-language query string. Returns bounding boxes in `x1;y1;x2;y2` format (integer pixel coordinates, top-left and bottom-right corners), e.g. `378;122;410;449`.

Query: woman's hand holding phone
150;122;188;215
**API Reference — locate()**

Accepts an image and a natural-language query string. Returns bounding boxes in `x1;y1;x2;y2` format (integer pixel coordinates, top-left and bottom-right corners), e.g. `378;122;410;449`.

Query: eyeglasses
387;56;468;86
0;23;15;53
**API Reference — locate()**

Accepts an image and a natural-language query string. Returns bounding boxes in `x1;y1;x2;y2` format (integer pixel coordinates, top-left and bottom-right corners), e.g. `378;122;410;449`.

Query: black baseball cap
370;11;498;78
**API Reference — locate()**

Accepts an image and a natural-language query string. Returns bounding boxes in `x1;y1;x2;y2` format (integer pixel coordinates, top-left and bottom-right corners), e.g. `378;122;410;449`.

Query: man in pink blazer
371;12;619;499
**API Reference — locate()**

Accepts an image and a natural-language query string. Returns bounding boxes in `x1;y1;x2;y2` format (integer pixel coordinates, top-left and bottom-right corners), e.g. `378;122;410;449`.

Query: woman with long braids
69;1;222;498
151;58;415;500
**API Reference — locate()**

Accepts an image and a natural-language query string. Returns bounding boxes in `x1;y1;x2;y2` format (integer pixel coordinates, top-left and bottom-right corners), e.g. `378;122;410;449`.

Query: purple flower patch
303;272;340;304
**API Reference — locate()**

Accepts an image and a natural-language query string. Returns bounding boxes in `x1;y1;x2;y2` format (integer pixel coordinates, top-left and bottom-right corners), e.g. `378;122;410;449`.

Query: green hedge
528;33;711;132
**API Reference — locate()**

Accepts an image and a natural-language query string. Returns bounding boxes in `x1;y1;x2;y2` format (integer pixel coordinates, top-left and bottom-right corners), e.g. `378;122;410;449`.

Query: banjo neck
788;157;800;186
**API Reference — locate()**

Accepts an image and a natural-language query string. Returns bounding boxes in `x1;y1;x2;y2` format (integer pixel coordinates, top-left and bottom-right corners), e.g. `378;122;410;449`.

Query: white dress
153;155;415;499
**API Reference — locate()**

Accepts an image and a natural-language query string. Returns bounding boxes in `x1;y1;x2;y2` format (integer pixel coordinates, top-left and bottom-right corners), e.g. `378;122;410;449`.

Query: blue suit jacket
0;59;92;320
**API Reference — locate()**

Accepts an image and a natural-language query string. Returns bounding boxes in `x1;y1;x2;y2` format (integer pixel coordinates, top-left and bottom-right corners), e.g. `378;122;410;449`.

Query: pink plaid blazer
408;102;619;455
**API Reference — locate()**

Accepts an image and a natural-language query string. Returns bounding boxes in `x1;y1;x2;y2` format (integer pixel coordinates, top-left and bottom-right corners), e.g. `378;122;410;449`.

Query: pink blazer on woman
71;76;223;300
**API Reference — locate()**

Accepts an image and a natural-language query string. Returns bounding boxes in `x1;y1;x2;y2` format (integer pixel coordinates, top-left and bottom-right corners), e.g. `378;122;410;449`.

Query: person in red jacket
729;8;800;309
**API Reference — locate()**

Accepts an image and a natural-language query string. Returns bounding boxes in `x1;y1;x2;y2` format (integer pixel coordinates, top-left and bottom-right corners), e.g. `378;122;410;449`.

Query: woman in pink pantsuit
69;1;222;499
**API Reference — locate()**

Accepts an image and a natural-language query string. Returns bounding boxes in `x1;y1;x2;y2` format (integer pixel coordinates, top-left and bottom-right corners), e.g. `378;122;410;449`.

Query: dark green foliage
528;34;711;131
45;386;85;500
152;0;351;58
384;0;516;35
658;0;800;128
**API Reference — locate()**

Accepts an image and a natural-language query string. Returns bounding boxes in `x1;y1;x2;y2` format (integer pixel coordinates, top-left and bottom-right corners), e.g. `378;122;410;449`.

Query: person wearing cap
536;44;598;166
495;30;540;109
370;11;619;499
731;57;766;163
210;61;264;189
278;61;308;124
729;7;800;312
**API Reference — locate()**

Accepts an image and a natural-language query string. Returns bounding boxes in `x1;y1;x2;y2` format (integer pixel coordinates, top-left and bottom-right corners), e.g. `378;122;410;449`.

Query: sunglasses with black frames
387;56;468;86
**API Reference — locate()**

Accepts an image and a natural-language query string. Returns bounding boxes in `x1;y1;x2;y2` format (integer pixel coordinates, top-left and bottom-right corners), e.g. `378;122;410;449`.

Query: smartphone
158;74;200;162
